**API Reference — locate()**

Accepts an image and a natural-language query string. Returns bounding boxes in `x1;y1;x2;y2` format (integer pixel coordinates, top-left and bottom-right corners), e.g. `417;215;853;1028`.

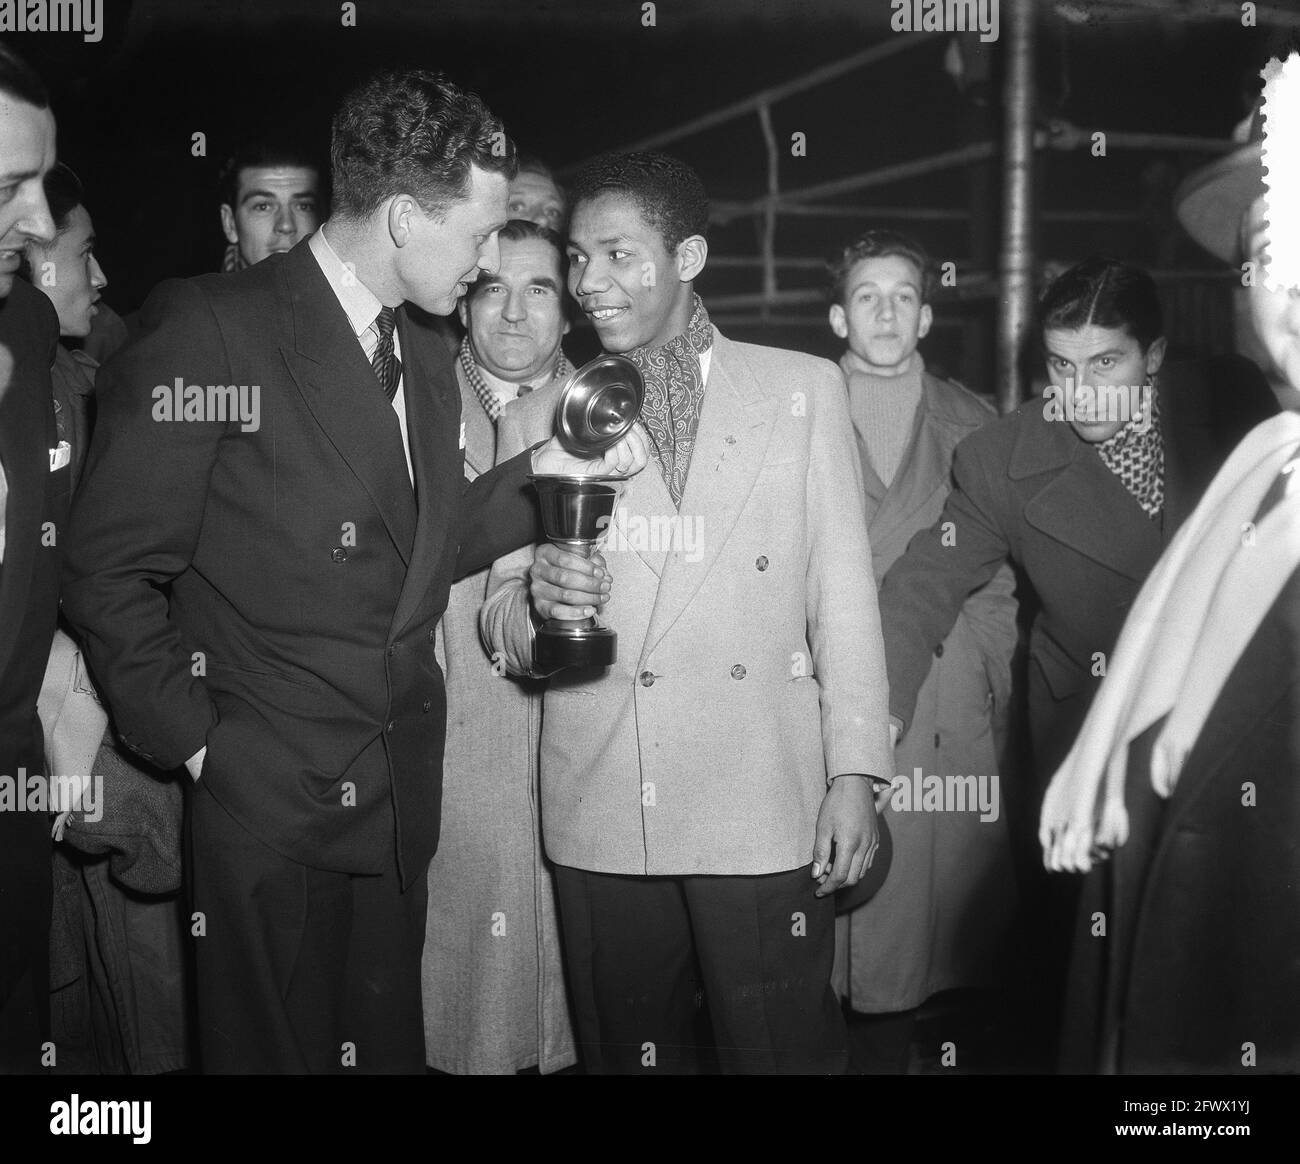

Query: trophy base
535;620;617;674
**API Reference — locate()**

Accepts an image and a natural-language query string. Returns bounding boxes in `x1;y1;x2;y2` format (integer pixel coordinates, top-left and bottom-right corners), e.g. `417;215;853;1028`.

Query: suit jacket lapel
279;244;417;565
640;335;775;658
854;428;888;520
391;308;461;635
0;340;53;682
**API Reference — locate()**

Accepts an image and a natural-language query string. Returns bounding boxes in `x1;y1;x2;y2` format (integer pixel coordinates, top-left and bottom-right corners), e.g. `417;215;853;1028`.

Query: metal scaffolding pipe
558;35;930;175
1076;0;1300;27
711;131;1231;220
711;202;1145;223
757;102;779;313
777;142;997;208
996;0;1036;414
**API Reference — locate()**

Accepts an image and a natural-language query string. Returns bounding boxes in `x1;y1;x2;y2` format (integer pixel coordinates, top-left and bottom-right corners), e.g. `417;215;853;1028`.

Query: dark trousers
0;808;51;1073
188;780;427;1074
554;863;847;1075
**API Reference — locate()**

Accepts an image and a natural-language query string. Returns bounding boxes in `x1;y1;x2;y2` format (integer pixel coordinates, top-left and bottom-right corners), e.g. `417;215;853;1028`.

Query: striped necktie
372;306;401;401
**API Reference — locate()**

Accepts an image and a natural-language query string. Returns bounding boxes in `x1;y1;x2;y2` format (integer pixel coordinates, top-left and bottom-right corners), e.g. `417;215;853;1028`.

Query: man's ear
917;303;934;342
457;296;469;329
220;204;238;246
387;195;415;247
1144;335;1168;380
828;303;848;340
676;235;708;283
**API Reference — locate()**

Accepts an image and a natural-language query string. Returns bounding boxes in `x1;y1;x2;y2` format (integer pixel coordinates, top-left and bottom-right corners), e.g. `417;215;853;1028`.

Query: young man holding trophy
481;151;893;1074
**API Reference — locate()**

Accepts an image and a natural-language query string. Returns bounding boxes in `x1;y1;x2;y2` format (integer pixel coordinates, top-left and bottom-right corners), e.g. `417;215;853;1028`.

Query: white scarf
1040;412;1300;872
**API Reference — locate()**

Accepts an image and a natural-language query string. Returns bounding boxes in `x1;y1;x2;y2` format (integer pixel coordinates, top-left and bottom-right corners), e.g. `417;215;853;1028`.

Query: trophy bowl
554;355;645;456
529;355;645;674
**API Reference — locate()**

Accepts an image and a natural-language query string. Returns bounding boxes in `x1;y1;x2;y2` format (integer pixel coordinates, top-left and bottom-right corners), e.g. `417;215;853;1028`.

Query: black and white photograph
1;0;1298;1142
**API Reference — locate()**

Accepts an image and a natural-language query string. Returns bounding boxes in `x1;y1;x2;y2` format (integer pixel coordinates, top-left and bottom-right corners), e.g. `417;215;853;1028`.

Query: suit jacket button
388;644;397;657
386;720;396;733
428;628;437;643
755;555;769;571
639;671;655;687
731;664;747;680
331;547;348;563
422;699;431;713
934;643;944;658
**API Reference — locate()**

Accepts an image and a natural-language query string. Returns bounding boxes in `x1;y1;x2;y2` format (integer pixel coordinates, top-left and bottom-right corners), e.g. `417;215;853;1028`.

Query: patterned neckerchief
624;294;713;508
1094;383;1164;517
459;335;572;421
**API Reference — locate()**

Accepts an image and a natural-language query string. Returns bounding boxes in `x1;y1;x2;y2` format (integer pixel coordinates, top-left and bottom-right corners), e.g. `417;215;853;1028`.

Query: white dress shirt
308;228;414;486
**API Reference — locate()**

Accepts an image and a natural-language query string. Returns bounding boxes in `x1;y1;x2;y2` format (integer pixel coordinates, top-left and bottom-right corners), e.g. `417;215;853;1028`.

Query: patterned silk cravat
372;306;401;402
625;294;713;508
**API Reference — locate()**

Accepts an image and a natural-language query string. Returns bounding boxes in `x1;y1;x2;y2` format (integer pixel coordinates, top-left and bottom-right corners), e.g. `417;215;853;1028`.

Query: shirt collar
309;226;386;338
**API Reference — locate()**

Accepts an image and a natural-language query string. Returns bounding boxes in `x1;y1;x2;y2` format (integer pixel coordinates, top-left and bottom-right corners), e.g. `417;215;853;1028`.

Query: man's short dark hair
493;218;564;260
569;151;709;253
1037;256;1165;352
39;161;83;237
330;69;516;221
0;42;48;108
827;229;934;306
219;134;325;209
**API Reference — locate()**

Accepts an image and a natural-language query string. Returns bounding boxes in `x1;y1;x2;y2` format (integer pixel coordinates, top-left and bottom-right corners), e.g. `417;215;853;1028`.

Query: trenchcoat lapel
455;362;497;479
1013;408;1157;583
278;244;417;566
640;334;775;658
866;379;951;547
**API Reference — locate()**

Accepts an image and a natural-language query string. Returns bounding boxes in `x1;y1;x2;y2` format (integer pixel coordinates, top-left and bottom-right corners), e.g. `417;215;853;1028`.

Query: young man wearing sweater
827;229;1019;1072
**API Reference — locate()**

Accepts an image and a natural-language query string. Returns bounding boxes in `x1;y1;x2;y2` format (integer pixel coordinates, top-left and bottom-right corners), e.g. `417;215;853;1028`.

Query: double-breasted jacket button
934;643;944;658
428;628;437;644
422;699;432;713
730;664;747;680
387;644;397;657
755;555;769;571
639;671;655;687
386;720;396;734
331;547;348;563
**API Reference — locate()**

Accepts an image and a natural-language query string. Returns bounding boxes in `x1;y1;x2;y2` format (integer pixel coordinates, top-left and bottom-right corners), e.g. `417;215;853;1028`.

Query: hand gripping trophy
529;354;645;674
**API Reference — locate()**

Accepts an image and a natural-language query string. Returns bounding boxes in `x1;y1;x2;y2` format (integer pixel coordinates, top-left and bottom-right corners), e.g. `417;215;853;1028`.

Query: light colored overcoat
421;361;575;1074
481;328;893;876
832;371;1019;1013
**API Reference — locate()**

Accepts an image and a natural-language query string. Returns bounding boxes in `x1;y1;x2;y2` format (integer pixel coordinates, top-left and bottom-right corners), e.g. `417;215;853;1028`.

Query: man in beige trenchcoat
421;221;575;1074
824;230;1018;1070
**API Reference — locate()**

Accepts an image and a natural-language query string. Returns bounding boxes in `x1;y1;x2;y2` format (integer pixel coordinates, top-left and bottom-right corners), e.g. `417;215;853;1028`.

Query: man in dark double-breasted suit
62;70;644;1074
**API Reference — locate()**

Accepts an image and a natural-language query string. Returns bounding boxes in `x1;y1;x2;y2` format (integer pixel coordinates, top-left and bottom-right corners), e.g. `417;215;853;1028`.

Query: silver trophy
529;355;645;674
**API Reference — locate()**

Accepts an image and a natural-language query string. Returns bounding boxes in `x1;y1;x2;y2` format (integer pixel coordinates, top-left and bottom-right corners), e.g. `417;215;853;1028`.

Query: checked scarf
1094;384;1164;518
459;335;573;422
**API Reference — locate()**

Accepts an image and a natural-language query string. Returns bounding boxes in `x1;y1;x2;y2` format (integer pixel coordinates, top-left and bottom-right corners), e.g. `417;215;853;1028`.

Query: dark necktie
372;306;401;402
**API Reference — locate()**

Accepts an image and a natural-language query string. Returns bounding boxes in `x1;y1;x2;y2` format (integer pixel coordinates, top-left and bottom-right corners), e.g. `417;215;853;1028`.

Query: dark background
9;0;1298;389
